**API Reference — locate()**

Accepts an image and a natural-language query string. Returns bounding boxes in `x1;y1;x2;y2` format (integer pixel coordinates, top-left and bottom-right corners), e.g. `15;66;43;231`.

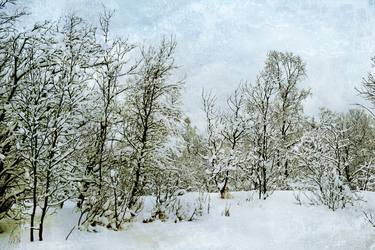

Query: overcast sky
24;0;375;128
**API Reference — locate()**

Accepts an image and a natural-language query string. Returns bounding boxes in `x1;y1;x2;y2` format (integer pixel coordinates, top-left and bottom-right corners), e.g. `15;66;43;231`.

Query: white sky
24;0;375;129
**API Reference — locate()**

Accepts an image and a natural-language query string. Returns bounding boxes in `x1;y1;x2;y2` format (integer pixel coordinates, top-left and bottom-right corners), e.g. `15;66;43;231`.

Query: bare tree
358;56;375;117
245;70;278;199
120;37;182;217
0;0;35;220
11;15;98;241
75;9;135;230
201;90;226;196
269;51;309;180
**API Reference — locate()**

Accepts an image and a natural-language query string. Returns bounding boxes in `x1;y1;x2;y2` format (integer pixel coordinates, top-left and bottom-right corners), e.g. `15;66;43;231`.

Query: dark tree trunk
30;159;38;242
220;171;229;199
39;170;51;241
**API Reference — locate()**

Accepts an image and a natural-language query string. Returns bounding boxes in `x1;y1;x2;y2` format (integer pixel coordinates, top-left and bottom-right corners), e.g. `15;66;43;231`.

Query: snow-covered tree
118;37;183;222
245;63;279;199
357;56;375;191
0;0;33;220
201;90;227;196
202;84;248;198
177;117;207;191
242;51;309;198
270;51;309;183
219;85;248;197
11;15;97;241
295;109;356;210
334;109;375;191
358;56;375;116
75;9;135;231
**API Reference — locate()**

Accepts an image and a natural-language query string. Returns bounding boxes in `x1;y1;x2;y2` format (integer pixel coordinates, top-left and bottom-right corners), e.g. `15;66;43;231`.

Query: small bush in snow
144;191;211;223
363;210;375;228
222;203;231;217
188;192;211;221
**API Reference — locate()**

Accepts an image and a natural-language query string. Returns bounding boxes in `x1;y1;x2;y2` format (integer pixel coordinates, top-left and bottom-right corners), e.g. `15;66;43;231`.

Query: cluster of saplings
1;0;375;242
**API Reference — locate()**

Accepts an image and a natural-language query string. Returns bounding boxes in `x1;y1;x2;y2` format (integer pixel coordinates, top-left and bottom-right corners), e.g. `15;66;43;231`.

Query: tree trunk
30;162;38;242
39;170;51;241
220;171;229;199
284;160;289;178
30;210;36;242
262;166;267;199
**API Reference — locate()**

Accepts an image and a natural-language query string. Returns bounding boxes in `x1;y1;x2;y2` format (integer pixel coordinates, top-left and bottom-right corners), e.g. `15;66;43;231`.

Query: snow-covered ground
1;191;375;250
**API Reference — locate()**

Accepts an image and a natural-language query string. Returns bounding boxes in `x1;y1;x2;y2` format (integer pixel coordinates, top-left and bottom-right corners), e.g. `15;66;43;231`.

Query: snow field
1;191;374;250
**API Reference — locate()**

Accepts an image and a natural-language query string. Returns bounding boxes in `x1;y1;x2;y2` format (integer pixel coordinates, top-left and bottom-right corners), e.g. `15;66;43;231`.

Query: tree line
1;0;375;242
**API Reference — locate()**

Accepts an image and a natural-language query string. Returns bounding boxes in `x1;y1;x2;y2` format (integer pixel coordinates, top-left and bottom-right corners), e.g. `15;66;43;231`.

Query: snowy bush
294;112;359;210
143;191;211;223
222;203;231;217
363;210;375;228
